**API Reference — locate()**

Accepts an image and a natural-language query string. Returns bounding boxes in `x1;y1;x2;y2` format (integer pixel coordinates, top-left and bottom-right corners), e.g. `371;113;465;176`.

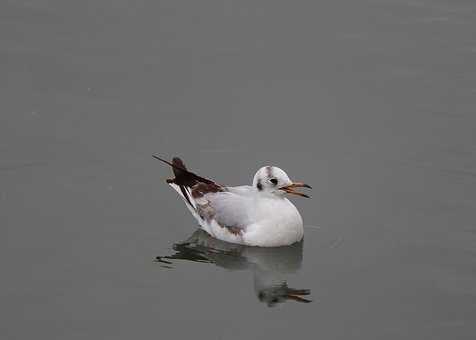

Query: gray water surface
1;1;476;339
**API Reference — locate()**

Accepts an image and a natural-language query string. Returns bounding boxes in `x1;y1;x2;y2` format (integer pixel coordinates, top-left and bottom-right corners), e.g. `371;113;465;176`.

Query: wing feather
199;190;253;231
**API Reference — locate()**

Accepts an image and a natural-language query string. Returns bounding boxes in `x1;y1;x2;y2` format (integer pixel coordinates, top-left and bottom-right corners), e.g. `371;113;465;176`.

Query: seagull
154;156;311;247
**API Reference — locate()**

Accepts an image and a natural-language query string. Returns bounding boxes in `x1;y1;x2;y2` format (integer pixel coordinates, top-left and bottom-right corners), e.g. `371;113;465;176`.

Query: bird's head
252;166;311;198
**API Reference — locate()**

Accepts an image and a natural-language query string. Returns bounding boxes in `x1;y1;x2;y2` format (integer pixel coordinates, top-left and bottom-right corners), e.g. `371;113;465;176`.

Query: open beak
280;182;312;198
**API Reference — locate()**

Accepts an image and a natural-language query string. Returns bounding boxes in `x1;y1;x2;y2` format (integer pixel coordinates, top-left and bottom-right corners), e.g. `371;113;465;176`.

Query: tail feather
153;155;220;210
152;155;214;186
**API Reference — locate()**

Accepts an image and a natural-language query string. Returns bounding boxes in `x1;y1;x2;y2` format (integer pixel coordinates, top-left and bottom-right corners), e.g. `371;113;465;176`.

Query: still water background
1;1;476;339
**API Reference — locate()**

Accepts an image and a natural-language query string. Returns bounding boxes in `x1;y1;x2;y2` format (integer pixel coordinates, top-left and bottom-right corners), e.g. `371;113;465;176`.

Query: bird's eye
270;178;278;185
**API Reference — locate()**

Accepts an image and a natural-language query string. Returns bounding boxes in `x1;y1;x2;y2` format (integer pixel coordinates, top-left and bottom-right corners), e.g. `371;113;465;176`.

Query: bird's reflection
156;229;311;306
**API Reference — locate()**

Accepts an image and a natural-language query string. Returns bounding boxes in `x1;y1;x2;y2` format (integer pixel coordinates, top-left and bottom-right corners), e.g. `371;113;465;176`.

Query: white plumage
156;156;311;247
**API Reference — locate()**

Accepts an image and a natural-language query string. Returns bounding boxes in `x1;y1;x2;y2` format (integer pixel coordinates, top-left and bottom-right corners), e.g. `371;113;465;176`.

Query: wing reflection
156;229;311;307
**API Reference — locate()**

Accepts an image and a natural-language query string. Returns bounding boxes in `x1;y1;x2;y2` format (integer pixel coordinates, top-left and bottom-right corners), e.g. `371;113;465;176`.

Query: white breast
242;197;304;247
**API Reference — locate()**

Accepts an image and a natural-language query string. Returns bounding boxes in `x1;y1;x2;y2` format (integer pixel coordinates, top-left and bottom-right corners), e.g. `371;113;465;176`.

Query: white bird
154;156;311;247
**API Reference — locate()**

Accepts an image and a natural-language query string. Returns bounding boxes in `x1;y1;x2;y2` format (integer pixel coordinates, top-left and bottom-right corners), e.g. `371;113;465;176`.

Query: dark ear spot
257;179;263;191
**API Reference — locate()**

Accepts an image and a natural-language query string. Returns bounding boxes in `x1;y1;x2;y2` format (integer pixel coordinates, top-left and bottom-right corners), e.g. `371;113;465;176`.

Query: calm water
1;1;476;339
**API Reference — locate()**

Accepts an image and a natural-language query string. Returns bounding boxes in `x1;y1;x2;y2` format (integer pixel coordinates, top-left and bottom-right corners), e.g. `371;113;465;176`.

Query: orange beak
280;182;312;198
